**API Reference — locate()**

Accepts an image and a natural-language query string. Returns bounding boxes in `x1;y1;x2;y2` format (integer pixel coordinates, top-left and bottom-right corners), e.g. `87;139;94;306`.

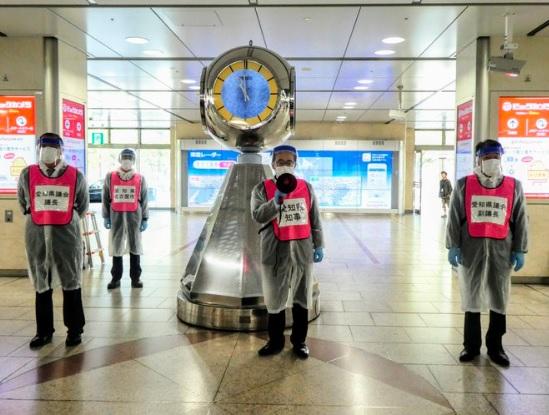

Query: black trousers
267;303;309;346
111;253;141;281
463;310;507;353
35;288;85;337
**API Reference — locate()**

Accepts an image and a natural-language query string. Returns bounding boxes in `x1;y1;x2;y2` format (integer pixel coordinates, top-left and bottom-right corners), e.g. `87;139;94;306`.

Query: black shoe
107;279;120;289
488;350;510;367
258;341;284;357
29;334;53;349
131;279;143;288
293;343;309;359
459;348;480;362
66;333;82;347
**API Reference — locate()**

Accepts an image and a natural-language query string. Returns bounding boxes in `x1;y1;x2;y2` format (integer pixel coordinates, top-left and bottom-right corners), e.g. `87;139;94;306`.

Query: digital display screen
498;97;549;199
186;149;394;209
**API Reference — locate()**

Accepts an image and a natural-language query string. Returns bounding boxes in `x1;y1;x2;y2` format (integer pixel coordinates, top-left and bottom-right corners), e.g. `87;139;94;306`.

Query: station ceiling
0;1;548;130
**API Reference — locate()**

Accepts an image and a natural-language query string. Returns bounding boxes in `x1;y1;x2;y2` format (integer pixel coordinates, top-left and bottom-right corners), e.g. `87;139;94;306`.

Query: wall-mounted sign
498;97;549;199
62;99;86;173
455;99;474;180
0;96;36;195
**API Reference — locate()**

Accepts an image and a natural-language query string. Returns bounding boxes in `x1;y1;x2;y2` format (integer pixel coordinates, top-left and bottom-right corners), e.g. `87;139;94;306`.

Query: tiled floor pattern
0;211;548;414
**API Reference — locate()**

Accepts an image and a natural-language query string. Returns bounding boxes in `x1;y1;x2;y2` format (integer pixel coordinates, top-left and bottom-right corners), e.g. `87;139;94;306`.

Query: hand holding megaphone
274;172;297;205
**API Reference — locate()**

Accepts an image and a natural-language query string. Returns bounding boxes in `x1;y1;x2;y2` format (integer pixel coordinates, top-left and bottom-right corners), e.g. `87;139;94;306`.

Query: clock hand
239;78;249;103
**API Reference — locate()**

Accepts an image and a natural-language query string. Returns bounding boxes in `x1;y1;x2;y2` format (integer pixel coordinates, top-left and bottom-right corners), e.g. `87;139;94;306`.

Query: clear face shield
39;145;62;165
119;152;136;171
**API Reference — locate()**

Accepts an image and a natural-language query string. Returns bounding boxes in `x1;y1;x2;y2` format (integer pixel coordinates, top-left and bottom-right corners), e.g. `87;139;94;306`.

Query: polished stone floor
1;210;549;414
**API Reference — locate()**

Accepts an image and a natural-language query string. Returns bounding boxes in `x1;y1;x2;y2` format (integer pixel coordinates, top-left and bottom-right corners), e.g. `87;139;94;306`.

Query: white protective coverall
446;167;528;314
17;160;89;293
251;179;323;313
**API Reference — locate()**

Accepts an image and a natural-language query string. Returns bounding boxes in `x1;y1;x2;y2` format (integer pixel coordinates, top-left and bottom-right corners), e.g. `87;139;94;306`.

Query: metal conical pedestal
177;158;320;331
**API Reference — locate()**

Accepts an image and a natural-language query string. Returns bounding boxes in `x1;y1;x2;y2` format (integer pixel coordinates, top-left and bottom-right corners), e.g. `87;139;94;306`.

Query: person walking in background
439;170;453;218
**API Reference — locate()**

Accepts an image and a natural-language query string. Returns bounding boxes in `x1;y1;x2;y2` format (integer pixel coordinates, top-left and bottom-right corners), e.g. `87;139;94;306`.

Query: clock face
212;60;279;128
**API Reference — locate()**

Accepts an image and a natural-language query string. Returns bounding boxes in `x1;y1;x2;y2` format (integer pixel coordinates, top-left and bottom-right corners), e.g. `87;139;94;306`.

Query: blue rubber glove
448;247;461;267
511;251;525;272
104;218;111;229
140;220;148;232
274;189;287;206
313;247;324;263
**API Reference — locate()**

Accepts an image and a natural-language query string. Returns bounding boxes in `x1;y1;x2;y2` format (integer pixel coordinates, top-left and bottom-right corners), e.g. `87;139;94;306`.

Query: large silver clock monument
177;45;320;331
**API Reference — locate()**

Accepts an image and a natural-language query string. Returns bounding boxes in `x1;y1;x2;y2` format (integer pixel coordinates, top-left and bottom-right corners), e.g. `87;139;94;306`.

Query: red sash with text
264;178;312;241
29;164;77;226
110;171;141;212
465;174;515;239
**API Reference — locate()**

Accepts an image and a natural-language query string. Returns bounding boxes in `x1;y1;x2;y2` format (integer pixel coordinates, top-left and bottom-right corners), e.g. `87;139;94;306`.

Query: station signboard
455;99;474;180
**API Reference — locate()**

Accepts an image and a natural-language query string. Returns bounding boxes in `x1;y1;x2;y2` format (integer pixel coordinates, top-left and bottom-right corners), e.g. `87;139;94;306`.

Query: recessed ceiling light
126;36;149;45
358;79;373;84
354;86;369;90
344;102;357;106
180;79;197;84
343;106;355;110
382;36;405;44
374;49;396;56
189;85;200;90
87;0;97;4
143;49;164;56
303;17;312;22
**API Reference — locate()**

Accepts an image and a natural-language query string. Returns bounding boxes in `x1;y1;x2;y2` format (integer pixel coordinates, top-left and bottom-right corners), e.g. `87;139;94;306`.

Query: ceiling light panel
88;91;156;109
54;7;195;58
346;6;464;57
257;7;359;57
155;7;265;57
88;60;171;91
324;110;362;122
295;92;332;109
327;92;381;110
129;61;205;90
133;91;197;109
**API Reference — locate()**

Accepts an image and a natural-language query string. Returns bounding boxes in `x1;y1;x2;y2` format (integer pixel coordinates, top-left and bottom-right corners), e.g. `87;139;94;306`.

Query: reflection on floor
1;210;549;414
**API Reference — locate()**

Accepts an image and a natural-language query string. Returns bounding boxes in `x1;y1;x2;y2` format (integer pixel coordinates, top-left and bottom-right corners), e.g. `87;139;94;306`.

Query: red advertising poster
498;97;549;199
0;96;36;135
0;96;37;195
455;100;474;180
62;99;86;173
62;99;85;139
457;100;473;142
498;97;549;139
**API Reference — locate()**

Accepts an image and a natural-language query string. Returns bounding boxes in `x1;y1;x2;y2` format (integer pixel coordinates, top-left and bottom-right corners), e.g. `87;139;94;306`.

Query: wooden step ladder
82;211;105;269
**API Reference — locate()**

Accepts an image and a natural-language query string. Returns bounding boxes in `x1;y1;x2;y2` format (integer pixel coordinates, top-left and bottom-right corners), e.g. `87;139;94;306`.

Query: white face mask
40;147;59;165
120;159;134;171
274;165;295;177
481;159;502;177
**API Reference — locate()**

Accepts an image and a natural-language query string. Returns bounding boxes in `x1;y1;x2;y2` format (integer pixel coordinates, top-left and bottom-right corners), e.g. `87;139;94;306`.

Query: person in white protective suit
17;133;88;348
102;148;149;289
446;139;528;367
251;145;324;359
